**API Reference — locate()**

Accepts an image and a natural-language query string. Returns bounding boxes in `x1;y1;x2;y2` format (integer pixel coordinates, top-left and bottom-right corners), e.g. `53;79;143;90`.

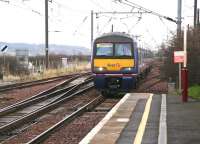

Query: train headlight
94;67;106;72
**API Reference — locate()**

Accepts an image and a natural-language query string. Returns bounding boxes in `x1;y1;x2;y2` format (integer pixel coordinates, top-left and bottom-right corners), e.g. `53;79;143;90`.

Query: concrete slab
167;95;200;144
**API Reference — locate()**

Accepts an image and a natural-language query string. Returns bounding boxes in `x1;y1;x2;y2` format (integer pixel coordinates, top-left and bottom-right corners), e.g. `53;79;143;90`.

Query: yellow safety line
133;94;153;144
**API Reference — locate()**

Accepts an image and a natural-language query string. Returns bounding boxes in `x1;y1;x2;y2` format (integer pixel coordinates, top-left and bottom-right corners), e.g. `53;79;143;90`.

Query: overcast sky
0;0;198;50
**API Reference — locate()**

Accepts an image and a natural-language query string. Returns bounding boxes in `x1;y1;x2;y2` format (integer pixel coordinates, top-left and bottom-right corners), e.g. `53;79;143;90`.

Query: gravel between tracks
136;60;168;93
44;112;106;144
43;98;119;144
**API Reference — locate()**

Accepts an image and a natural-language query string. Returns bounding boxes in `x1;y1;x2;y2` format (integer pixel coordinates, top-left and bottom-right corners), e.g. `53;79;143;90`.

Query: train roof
96;32;132;39
94;32;136;43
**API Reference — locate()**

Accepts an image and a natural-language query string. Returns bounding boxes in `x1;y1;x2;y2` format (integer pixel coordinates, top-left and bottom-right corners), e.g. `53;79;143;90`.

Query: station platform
80;93;164;144
80;92;200;144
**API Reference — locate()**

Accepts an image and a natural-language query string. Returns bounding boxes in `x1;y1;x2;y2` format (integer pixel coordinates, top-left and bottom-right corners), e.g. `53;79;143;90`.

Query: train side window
115;43;132;56
96;43;113;56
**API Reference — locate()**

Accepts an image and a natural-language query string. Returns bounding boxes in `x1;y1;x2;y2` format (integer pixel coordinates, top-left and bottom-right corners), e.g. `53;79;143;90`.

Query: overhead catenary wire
73;15;89;36
52;0;94;14
0;0;42;15
143;23;158;46
94;10;149;35
21;0;42;15
46;0;91;27
113;0;178;50
89;0;108;11
98;17;113;34
127;13;142;33
0;0;9;3
114;0;177;24
158;17;176;36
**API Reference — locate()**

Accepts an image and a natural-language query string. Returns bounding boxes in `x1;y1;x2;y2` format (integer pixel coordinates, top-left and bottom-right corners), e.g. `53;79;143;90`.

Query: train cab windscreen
96;43;113;56
115;43;132;56
95;43;132;57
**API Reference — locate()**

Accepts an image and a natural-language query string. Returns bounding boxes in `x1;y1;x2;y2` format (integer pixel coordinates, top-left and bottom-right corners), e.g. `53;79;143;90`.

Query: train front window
96;43;113;56
115;43;132;56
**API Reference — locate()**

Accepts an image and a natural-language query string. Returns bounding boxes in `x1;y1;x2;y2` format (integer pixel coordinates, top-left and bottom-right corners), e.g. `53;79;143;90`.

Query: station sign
174;51;185;63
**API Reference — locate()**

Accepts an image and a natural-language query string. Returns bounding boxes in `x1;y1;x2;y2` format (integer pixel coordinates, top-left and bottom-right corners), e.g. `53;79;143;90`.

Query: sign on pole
1;45;8;52
174;51;185;63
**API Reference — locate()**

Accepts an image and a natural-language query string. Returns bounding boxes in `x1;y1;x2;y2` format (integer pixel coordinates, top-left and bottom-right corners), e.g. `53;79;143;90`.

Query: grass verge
3;62;90;82
189;85;200;99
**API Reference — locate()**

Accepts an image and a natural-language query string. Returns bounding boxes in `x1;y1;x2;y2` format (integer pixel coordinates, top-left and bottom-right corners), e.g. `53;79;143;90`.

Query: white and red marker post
181;25;188;102
174;26;188;102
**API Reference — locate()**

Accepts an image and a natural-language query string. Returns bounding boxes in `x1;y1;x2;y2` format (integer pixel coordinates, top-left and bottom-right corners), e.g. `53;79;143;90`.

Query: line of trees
162;25;200;86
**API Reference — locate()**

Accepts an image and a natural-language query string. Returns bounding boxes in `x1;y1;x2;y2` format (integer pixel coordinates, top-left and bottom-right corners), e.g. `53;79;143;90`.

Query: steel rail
0;72;92;116
0;75;80;116
27;95;104;144
0;81;94;134
0;72;91;92
0;85;76;117
0;75;70;92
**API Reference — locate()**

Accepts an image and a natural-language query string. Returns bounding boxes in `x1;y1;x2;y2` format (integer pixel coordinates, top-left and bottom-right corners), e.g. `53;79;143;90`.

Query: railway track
1;60;167;143
135;60;167;94
27;95;105;144
0;72;89;93
2;87;120;144
0;73;93;142
25;96;120;144
24;60;166;144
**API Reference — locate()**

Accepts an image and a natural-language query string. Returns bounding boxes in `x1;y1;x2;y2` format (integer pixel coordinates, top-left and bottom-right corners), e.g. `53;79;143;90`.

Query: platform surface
80;93;159;144
80;93;200;144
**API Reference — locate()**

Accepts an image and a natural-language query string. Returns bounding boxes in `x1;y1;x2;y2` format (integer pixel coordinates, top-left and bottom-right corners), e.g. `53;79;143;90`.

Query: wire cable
115;0;177;24
73;15;89;36
99;17;113;34
158;17;176;36
127;13;142;33
89;0;107;11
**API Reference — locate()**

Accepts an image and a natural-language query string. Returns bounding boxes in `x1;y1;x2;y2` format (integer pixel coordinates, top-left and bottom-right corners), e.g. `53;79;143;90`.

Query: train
91;32;152;96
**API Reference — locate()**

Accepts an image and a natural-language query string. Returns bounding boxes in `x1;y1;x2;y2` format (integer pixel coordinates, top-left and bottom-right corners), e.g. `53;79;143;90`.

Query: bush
189;85;200;99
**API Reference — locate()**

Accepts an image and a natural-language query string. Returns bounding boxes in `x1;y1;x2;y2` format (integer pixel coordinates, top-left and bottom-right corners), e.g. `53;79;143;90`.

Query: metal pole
111;24;114;32
197;9;200;25
181;25;188;102
183;25;187;68
194;0;197;28
181;68;188;102
3;52;5;74
45;0;49;69
91;10;94;49
177;0;182;92
177;0;182;37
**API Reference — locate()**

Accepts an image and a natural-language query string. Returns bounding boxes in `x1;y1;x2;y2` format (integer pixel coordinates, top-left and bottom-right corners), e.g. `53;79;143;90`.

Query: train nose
107;77;121;89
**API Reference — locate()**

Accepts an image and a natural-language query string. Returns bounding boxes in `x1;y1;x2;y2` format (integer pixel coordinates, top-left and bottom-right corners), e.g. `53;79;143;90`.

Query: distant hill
0;42;91;56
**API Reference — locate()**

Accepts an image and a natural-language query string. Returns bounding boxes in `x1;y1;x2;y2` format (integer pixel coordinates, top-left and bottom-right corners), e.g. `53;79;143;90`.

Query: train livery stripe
94;58;134;71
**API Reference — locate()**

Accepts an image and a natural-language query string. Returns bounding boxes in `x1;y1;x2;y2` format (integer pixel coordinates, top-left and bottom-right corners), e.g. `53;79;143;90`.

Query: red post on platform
181;68;188;102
